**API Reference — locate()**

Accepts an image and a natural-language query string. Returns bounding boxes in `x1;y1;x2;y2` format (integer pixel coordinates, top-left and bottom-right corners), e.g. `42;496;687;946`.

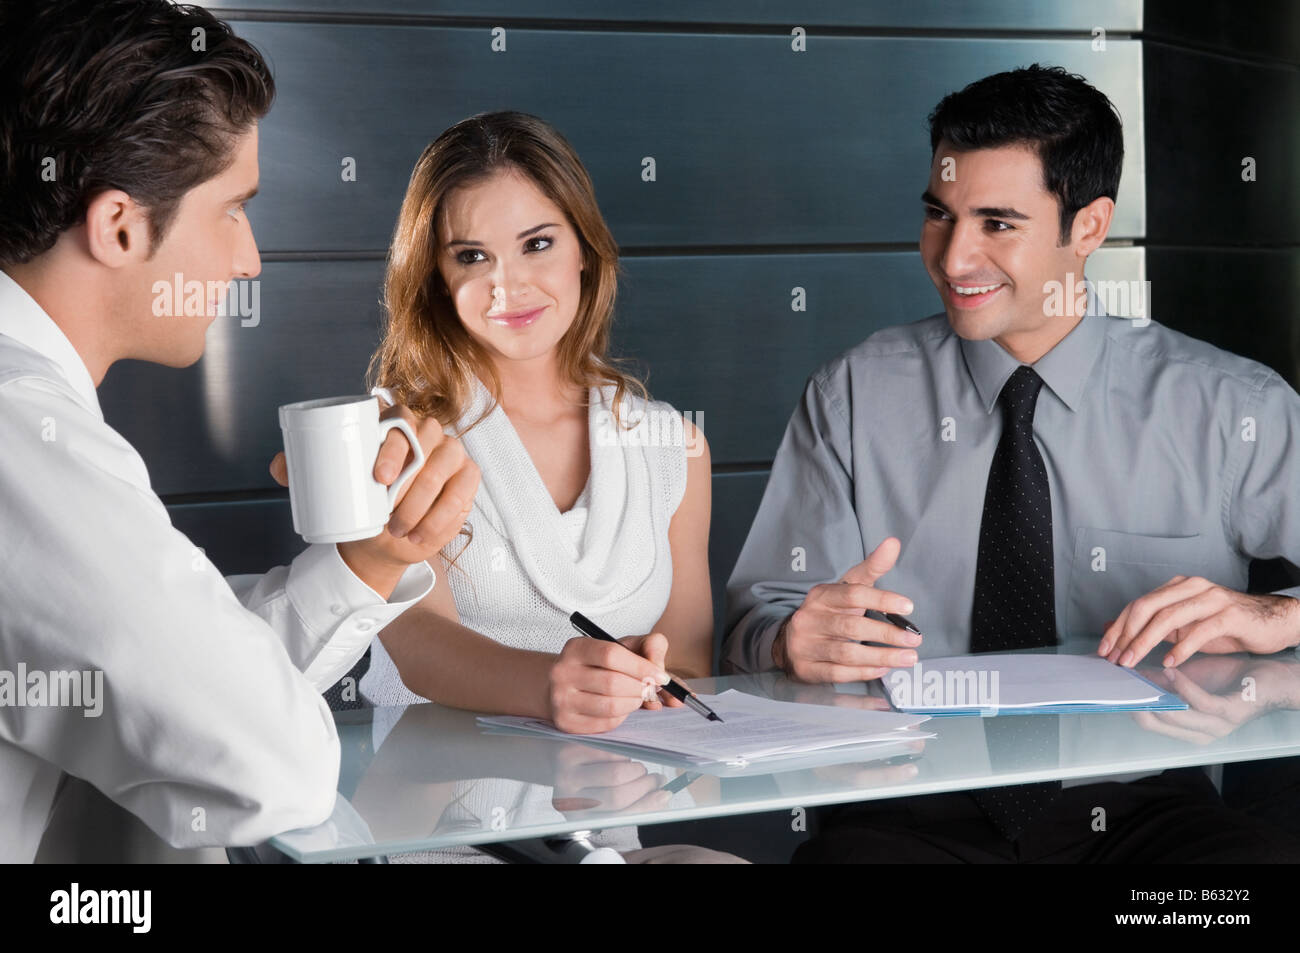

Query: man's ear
83;189;153;267
1069;195;1115;259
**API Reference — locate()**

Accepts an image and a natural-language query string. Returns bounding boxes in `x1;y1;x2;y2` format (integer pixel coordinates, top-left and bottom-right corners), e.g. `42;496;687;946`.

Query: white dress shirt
0;270;434;863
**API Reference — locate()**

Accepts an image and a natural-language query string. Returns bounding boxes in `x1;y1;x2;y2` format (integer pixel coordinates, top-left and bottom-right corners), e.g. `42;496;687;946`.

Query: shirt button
355;619;376;632
330;604;347;617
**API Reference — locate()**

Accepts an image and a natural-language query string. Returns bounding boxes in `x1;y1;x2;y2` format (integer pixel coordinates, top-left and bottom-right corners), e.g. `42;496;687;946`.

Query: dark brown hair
369;111;646;436
929;64;1123;246
0;0;274;265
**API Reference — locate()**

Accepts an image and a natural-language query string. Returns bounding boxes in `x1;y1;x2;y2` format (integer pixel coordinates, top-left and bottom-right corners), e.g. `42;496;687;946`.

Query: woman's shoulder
591;383;679;419
591;384;687;444
591;383;694;514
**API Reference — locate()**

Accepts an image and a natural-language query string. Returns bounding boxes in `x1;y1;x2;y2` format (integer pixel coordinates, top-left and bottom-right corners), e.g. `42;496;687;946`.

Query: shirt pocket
1064;528;1236;639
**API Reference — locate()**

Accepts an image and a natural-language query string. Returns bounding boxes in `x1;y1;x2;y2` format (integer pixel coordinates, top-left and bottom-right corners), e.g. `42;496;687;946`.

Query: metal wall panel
234;24;1145;252
99;260;388;495
99;248;1146;493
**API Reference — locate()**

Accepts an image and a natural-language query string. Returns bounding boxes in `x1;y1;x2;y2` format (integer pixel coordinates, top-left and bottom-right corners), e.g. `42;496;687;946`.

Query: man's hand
771;536;920;683
270;401;480;598
1130;657;1296;745
1097;575;1300;669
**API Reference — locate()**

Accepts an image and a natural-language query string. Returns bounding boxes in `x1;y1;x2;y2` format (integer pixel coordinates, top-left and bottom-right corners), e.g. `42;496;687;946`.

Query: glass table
261;648;1300;862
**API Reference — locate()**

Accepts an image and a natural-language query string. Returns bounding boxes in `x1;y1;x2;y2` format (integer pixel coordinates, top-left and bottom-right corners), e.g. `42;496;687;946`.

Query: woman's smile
486;304;546;329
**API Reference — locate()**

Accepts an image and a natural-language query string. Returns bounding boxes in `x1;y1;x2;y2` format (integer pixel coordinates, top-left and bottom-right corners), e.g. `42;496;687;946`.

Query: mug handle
376;416;426;510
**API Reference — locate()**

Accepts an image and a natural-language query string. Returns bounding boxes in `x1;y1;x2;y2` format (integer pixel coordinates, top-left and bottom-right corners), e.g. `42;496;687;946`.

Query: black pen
660;770;703;794
884;613;922;636
568;611;724;723
860;612;923;646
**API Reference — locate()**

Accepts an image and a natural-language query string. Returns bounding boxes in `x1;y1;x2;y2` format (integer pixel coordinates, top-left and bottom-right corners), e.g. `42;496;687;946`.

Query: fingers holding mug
374;404;435;487
269;451;288;487
388;441;480;550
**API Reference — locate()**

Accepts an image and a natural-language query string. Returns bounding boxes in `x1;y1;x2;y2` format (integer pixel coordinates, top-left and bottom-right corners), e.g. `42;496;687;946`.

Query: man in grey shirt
723;65;1300;862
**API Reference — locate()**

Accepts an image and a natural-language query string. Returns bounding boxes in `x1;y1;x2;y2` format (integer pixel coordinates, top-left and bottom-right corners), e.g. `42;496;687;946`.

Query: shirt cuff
723;608;789;674
289;544;435;690
753;615;788;674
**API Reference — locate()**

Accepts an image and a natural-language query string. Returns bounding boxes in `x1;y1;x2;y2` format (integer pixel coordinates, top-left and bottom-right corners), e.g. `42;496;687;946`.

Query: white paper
479;689;932;765
882;654;1163;711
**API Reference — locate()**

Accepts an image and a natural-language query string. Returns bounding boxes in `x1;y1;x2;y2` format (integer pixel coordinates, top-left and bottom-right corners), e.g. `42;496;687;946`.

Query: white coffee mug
278;395;426;544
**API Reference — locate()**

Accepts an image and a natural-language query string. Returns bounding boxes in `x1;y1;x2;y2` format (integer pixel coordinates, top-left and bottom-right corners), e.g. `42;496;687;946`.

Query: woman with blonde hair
360;112;741;862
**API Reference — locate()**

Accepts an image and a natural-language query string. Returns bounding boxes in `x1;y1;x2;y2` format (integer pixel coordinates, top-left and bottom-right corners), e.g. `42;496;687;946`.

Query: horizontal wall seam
211;12;1138;40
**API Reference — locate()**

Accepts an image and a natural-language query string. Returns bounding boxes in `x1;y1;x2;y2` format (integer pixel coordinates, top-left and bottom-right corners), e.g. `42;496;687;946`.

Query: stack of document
882;654;1187;716
479;689;933;766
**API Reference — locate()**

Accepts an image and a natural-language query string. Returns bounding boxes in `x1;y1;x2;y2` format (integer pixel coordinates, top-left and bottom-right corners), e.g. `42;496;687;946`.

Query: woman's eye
456;249;486;265
524;235;554;252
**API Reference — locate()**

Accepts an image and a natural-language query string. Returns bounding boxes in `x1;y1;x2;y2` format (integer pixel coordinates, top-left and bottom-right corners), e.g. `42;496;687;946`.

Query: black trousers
793;767;1300;863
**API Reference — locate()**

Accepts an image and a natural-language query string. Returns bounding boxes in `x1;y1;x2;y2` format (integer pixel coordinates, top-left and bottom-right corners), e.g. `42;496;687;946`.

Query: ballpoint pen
859;612;923;646
568;611;724;723
884;613;923;637
660;770;703;794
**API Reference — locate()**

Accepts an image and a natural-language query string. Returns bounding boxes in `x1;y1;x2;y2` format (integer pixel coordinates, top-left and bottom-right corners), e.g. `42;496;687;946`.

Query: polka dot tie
970;365;1061;840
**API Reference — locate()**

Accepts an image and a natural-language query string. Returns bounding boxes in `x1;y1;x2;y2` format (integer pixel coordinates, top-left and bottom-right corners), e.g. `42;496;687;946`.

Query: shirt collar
959;278;1108;414
0;269;102;420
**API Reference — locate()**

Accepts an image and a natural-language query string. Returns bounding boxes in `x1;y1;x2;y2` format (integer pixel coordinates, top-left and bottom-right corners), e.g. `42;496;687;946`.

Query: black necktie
970;365;1061;840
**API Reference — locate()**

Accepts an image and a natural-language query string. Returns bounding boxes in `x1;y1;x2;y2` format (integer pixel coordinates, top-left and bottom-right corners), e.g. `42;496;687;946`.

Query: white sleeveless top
360;376;689;860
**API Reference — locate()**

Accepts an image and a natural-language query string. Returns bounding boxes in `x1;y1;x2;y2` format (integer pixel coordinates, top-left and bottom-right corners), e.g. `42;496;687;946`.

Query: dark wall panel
1144;43;1300;246
1145;0;1300;66
1147;246;1300;386
1143;30;1300;391
170;497;299;575
705;471;770;668
234;24;1145;252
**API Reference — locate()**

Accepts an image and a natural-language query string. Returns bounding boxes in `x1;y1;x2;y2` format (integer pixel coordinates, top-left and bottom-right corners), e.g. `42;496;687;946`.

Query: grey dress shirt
723;294;1300;675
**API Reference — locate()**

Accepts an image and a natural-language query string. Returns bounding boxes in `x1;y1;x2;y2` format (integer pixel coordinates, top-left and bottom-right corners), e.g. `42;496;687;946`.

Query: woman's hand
549;743;671;817
546;632;684;734
617;633;688;712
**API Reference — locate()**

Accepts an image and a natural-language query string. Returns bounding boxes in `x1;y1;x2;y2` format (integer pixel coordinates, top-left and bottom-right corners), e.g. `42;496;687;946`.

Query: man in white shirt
0;0;480;862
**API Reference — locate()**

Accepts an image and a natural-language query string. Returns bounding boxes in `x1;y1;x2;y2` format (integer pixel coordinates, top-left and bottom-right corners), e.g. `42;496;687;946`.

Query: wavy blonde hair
368;111;646;437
